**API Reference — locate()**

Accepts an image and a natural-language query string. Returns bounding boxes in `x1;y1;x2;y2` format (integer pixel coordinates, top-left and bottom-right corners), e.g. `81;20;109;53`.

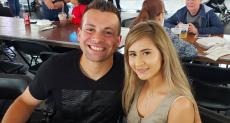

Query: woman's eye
143;51;151;55
129;53;136;57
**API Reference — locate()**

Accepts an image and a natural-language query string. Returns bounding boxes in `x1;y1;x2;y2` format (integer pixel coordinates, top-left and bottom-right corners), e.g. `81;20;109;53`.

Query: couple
2;0;201;123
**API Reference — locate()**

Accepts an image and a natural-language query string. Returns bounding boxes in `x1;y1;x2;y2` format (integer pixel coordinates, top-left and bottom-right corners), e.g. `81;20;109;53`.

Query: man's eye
105;31;113;36
85;28;94;32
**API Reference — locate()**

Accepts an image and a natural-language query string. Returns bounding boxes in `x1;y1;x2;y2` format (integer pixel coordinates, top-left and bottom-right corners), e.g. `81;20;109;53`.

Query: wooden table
0;16;127;49
183;33;230;64
0;16;79;48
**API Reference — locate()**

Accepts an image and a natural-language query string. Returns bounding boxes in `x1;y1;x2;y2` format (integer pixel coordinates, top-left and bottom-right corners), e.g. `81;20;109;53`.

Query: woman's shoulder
168;96;195;123
172;96;194;110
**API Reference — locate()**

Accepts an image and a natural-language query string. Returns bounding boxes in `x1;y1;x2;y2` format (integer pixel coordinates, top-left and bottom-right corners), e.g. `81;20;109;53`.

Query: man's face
186;0;201;15
78;9;121;62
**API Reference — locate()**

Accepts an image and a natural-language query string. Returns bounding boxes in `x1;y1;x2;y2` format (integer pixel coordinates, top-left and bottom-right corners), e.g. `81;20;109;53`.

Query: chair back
183;63;230;111
12;40;52;56
0;73;31;99
199;106;230;123
11;40;52;67
193;80;230;111
0;6;13;17
0;73;31;119
183;63;230;85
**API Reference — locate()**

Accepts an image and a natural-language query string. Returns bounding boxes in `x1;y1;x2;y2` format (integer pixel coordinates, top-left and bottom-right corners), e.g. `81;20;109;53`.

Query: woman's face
128;37;162;81
155;12;165;26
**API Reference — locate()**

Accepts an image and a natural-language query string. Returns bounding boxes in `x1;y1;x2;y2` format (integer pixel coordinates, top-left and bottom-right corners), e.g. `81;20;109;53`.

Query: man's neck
80;55;114;81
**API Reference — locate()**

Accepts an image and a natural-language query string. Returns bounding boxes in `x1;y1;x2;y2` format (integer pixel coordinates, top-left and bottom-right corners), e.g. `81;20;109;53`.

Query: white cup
58;12;67;21
171;28;181;34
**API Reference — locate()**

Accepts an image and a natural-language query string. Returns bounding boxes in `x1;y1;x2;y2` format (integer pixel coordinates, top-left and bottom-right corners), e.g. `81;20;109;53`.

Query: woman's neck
145;71;169;93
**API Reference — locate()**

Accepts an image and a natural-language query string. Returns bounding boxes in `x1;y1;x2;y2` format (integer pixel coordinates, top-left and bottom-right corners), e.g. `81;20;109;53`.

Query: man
2;0;124;122
165;0;224;35
42;0;70;21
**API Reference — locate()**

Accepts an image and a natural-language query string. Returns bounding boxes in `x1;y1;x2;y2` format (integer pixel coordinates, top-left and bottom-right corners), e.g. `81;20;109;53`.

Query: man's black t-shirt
29;50;124;123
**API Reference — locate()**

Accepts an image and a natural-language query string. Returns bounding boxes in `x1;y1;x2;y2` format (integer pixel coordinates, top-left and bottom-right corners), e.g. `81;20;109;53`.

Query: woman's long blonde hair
122;21;201;122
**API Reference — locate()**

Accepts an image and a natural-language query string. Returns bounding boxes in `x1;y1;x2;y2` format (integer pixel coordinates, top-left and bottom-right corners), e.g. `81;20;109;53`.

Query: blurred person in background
165;0;224;35
42;0;70;21
70;0;92;25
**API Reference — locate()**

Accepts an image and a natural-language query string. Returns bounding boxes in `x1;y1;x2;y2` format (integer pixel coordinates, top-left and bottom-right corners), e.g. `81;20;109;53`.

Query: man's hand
176;22;183;28
188;23;198;34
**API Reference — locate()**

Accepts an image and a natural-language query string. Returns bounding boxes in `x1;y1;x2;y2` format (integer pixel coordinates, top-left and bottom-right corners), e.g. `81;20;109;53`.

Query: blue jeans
8;0;20;16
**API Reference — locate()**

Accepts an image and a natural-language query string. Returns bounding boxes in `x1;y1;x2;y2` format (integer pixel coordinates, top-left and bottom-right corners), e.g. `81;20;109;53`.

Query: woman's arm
168;96;196;123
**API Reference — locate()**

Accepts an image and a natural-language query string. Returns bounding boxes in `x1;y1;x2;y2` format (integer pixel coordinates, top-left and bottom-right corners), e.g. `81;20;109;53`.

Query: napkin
196;36;227;49
36;20;52;28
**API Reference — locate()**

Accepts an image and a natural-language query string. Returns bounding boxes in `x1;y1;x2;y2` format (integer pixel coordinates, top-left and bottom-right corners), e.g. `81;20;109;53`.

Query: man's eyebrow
83;24;95;27
104;27;114;30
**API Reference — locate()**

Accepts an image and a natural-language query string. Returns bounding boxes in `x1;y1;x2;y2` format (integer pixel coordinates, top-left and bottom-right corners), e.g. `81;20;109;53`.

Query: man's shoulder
52;49;81;60
176;6;187;14
42;49;81;69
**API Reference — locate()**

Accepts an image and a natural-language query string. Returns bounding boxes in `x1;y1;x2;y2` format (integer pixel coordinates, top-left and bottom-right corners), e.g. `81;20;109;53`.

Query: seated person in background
70;0;92;25
131;0;197;59
122;20;202;123
2;0;124;123
164;0;224;35
42;0;70;21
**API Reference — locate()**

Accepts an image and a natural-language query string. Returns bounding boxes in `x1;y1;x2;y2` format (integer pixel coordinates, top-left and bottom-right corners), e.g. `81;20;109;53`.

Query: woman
122;21;201;123
131;0;197;60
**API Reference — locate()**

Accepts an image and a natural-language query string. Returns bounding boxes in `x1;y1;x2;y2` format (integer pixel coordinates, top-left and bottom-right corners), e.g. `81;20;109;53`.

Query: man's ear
117;35;122;47
77;27;81;40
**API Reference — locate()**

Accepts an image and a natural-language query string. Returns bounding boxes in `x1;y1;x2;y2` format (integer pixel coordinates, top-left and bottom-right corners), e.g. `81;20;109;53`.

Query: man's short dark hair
82;0;121;35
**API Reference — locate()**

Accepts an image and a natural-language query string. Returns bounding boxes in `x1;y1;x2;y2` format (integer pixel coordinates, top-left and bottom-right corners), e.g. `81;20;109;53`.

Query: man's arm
164;12;181;28
2;87;43;123
198;11;224;34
